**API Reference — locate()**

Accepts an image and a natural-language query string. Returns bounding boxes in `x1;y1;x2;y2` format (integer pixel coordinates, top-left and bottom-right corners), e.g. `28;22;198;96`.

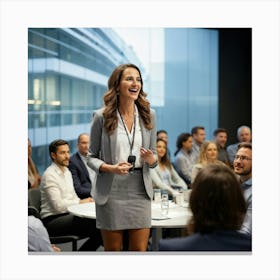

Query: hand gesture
140;147;156;166
113;162;133;175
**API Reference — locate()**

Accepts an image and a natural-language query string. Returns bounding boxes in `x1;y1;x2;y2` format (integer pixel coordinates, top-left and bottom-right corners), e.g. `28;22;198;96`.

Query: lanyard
118;108;136;155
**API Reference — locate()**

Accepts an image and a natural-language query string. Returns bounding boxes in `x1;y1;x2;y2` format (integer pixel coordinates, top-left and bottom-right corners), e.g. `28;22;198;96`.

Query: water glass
154;189;161;203
161;193;169;216
183;189;192;202
175;190;184;206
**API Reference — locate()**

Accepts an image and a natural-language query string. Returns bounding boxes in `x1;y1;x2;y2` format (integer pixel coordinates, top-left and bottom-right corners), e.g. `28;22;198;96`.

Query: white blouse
115;106;143;168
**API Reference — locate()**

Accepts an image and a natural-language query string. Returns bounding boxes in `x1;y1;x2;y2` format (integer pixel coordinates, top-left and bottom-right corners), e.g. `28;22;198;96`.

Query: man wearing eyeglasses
233;142;252;236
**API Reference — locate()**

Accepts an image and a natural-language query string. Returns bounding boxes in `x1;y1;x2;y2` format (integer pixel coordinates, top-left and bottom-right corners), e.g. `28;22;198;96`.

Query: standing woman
87;64;158;251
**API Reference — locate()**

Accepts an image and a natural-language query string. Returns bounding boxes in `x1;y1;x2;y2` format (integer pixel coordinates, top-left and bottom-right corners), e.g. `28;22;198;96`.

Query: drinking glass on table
161;192;169;217
154;189;161;203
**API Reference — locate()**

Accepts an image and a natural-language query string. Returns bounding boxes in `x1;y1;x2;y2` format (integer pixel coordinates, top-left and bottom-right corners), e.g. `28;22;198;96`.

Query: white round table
68;201;192;250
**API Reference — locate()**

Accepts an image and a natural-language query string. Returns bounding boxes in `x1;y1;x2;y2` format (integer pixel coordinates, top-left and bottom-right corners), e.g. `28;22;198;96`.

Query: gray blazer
87;107;157;205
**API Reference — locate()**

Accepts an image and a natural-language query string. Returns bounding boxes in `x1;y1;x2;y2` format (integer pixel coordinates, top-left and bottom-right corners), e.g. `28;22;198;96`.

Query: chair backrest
28;188;41;213
28;206;40;219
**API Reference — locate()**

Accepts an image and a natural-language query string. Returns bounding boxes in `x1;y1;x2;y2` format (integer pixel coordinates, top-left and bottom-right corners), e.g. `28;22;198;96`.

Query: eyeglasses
234;155;252;161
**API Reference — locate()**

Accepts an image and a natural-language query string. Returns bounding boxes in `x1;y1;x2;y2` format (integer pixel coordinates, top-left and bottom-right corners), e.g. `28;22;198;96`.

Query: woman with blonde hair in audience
191;141;225;183
150;138;188;198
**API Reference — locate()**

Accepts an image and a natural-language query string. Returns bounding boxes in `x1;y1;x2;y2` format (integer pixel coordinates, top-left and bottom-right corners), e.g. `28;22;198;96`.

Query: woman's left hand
140;147;156;166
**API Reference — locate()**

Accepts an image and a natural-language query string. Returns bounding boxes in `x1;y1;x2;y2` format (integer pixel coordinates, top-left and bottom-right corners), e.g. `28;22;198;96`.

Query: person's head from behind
191;126;206;145
49;139;70;168
156;138;171;169
157;130;168;144
188;164;246;234
77;133;89;156
237;126;251;143
233;142;252;181
198;141;218;164
213;128;228;148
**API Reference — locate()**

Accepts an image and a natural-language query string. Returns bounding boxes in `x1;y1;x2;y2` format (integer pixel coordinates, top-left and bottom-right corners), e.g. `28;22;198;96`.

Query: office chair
28;188;81;251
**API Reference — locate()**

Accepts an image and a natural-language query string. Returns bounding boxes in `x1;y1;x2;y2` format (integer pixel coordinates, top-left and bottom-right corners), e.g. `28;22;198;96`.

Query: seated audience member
213;128;230;166
150;138;188;198
191;141;225;183
173;133;196;185
191;126;206;162
28;215;60;252
157;129;170;158
233;142;252;235
159;164;251;251
28;138;41;189
40;139;102;251
227;125;252;166
69;133;96;199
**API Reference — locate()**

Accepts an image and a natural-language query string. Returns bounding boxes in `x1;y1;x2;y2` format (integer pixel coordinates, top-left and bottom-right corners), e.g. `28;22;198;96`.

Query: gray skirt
95;170;151;230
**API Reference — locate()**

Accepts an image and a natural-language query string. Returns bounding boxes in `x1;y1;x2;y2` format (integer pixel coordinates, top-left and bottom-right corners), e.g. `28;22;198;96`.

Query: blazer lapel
140;117;149;149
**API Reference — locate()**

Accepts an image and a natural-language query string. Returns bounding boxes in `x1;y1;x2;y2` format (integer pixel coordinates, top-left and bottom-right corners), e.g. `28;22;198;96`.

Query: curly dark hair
103;63;152;134
188;164;246;234
174;132;192;156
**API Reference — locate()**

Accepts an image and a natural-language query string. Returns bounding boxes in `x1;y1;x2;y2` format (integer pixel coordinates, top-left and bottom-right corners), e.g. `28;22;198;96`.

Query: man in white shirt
40;139;102;251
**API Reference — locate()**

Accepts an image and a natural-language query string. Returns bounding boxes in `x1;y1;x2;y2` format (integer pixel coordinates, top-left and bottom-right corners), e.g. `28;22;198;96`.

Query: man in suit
69;133;97;199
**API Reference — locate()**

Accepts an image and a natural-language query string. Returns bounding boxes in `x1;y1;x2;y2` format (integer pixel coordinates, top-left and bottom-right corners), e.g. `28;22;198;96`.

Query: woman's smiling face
156;139;167;159
205;142;218;161
118;67;142;101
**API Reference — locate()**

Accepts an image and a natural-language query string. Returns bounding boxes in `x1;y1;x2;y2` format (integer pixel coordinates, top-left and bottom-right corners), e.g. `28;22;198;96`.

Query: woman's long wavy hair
103;63;152;134
187;164;246;234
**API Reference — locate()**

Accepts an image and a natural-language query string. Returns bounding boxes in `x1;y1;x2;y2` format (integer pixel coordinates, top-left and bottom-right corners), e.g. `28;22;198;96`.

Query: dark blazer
87;107;157;205
159;230;252;251
69;152;92;199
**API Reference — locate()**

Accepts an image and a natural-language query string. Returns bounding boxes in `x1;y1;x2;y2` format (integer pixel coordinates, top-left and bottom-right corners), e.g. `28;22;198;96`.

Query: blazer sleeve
87;109;106;173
